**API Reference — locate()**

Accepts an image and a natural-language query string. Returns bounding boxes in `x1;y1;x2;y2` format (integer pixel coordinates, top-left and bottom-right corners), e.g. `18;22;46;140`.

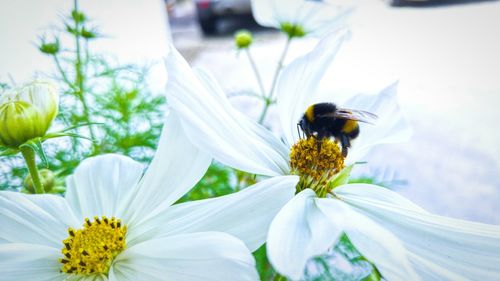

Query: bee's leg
340;134;351;157
297;123;304;139
316;140;322;152
316;131;326;152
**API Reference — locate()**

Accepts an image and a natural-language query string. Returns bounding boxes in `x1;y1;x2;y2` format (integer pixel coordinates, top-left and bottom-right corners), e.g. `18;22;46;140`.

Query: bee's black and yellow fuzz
298;103;362;157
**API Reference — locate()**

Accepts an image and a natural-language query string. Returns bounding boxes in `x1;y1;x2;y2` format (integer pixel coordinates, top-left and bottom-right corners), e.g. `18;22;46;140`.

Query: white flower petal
109;265;136;281
126;112;211;226
297;2;352;37
0;243;63;281
250;0;350;37
267;189;344;280
318;198;420;281
0;191;77;248
194;68;291;167
65;154;144;222
277;30;349;147
334;184;425;212
336;184;500;280
114;232;259;281
129;175;298;251
250;0;292;28
166;48;288;176
344;82;412;163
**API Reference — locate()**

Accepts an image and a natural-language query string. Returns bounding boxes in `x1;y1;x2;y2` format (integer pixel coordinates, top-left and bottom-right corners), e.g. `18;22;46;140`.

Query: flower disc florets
290;137;345;197
60;216;127;275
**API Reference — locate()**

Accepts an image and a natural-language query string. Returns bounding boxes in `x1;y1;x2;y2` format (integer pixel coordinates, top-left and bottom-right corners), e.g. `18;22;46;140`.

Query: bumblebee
298;102;378;157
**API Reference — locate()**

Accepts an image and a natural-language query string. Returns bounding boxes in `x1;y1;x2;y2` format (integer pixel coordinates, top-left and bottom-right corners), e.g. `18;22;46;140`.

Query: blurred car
385;0;429;6
194;0;252;34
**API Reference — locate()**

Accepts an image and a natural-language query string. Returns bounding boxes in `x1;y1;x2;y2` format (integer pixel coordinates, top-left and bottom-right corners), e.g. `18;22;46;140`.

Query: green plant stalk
268;37;292;100
73;0;98;154
273;273;287;281
244;48;266;97
53;55;77;91
257;97;272;124
258;37;292;124
20;146;45;194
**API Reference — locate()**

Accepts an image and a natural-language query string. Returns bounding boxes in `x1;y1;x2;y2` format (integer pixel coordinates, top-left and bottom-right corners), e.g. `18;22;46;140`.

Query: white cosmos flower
166;30;409;179
0;112;298;281
251;0;352;37
166;30;500;281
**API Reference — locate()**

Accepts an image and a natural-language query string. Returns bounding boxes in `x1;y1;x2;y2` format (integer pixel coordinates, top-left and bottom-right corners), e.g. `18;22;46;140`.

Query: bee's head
297;115;311;138
298;115;309;130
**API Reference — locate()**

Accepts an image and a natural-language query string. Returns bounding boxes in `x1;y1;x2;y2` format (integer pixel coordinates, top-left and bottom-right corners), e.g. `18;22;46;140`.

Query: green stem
73;0;98;154
268;36;292;100
257;97;272;124
244;48;266;97
273;273;287;281
20;146;45;194
257;37;292;124
53;54;76;91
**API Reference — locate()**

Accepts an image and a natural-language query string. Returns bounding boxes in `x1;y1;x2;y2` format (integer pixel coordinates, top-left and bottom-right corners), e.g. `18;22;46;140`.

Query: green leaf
253;244;276;281
0;147;19;157
304;233;384;281
362;267;381;281
330;164;355;189
59;122;103;132
177;162;235;203
43;132;94;142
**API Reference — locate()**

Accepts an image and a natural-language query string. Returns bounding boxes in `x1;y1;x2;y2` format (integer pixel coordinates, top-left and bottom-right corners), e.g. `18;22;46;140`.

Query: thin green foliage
304;234;381;281
0;1;165;190
178;162;235;203
254;244;277;281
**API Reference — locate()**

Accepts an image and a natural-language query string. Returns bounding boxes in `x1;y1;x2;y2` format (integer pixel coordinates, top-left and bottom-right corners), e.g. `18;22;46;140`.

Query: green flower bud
71;10;86;23
23;169;55;194
280;22;306;38
234;30;253;49
0;81;59;147
39;39;60;55
81;27;98;40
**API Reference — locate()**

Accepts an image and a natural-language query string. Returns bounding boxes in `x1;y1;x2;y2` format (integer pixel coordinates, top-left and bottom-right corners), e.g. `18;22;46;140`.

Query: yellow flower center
290;137;345;197
60;216;127;275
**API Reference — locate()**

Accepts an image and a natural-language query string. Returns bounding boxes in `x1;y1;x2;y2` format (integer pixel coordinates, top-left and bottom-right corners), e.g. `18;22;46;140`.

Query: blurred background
1;0;500;224
168;0;500;224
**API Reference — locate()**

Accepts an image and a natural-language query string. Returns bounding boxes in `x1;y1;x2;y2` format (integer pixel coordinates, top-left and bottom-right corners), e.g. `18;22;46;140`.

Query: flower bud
39;38;60;55
0;81;59;147
23;169;55;193
234;30;253;49
81;27;97;40
71;10;86;23
280;22;306;38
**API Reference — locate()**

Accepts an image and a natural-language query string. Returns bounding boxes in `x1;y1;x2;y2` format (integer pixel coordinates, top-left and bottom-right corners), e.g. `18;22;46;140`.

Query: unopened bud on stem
0;81;59;148
23;169;55;193
39;38;60;55
234;30;253;49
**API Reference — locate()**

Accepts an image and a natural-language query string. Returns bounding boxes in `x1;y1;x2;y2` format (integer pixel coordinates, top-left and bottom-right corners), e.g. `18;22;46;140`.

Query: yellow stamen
60;216;126;275
290;137;345;197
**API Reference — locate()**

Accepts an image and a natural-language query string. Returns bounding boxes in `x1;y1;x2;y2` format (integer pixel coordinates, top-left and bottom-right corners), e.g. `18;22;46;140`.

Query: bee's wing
333;109;378;124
